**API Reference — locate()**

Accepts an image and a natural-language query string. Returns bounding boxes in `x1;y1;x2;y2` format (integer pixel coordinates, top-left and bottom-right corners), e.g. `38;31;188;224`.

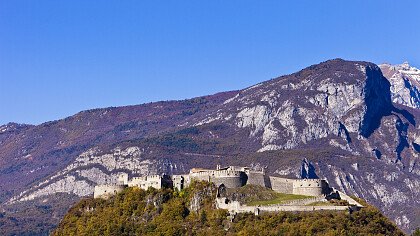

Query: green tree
412;228;420;236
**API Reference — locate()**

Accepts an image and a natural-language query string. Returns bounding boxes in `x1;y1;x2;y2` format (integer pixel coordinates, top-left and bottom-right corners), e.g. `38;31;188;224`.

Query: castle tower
118;173;129;185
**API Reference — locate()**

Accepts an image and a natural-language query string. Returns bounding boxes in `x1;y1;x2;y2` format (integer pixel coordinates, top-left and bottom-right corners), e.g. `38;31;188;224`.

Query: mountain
379;62;420;109
0;92;235;202
0;59;419;235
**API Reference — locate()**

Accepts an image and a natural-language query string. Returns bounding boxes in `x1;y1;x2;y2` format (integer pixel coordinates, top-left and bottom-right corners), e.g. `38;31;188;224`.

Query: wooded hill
53;181;404;236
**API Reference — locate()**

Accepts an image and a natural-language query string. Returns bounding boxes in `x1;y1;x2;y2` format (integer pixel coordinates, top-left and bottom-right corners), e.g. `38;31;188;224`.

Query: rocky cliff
0;59;419;235
379;62;420;109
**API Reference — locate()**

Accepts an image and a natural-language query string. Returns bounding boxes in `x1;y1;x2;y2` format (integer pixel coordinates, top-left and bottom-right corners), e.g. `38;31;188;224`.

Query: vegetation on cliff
53;182;404;236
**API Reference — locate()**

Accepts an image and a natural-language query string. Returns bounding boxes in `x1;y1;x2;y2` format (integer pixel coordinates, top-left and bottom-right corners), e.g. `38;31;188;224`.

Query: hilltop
52;182;404;236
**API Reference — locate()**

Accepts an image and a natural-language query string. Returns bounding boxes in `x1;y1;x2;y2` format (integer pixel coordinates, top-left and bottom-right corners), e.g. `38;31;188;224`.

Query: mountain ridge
379;62;420;109
0;58;419;235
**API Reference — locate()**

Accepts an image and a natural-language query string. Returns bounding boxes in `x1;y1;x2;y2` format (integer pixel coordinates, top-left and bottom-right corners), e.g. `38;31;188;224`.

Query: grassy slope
247;193;311;206
224;185;312;206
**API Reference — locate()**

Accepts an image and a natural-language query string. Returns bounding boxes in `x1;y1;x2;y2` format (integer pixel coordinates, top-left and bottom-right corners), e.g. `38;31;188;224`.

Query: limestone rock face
1;59;419;234
7;147;184;204
197;59;400;156
379;62;420;109
188;184;216;213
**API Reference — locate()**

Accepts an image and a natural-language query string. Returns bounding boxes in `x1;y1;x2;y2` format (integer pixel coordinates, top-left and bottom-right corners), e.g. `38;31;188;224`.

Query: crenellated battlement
130;175;161;181
190;169;242;177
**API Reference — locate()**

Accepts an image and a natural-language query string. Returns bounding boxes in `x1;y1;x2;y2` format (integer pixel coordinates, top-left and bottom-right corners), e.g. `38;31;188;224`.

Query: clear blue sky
1;1;419;125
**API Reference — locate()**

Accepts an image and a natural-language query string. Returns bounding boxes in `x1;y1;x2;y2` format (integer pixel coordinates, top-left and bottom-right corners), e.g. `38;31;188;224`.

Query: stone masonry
94;165;332;198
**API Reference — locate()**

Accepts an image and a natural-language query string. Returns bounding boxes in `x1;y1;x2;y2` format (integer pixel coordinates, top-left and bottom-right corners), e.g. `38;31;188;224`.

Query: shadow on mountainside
360;67;393;138
360;66;416;139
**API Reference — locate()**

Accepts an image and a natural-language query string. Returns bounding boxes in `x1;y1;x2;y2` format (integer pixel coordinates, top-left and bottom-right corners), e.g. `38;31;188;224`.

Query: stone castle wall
118;173;129;185
215;197;353;214
94;166;333;199
191;168;329;197
333;189;363;207
292;179;328;196
128;175;163;189
189;170;245;188
268;177;294;194
172;174;190;191
212;174;246;188
266;177;330;196
246;171;268;187
94;184;126;199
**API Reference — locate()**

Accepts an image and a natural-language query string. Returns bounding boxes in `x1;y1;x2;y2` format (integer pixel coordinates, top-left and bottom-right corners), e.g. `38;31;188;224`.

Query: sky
0;1;419;125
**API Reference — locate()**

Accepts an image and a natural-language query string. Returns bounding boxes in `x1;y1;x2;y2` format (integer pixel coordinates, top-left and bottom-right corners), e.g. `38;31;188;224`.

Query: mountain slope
0;91;235;202
0;59;419;235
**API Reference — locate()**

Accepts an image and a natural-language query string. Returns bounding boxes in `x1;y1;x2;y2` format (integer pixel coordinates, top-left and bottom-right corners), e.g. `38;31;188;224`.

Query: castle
94;165;331;199
94;165;364;214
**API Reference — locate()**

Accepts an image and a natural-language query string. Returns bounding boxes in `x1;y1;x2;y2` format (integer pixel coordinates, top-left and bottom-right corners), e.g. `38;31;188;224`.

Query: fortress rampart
215;197;356;214
269;177;294;193
171;174;190;191
128;175;162;189
94;165;332;199
189;169;246;188
246;171;269;187
93;165;362;214
292;179;329;196
94;184;125;199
